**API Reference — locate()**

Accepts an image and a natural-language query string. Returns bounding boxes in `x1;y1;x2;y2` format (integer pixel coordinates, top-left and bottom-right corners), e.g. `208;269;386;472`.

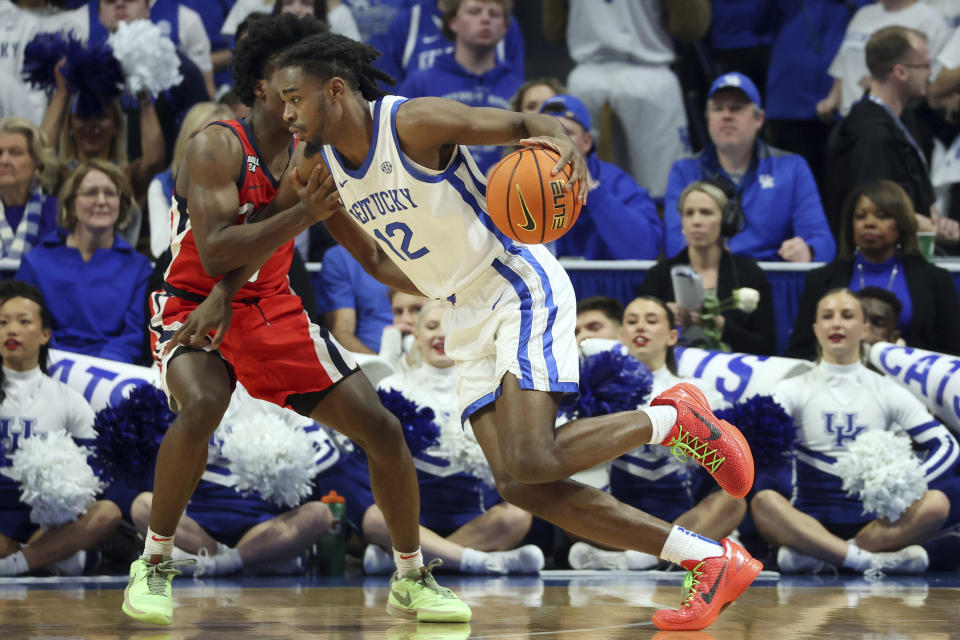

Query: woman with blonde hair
147;102;235;258
15;159;152;364
0;118;62;261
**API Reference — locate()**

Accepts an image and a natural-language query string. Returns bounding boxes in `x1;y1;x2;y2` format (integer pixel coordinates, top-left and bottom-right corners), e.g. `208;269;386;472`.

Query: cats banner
675;348;813;405
869;342;960;434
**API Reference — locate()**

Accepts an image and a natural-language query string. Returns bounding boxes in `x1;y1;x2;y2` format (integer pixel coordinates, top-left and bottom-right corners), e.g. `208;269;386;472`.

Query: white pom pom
437;417;495;487
833;430;927;522
7;431;104;528
108;19;183;97
219;412;318;508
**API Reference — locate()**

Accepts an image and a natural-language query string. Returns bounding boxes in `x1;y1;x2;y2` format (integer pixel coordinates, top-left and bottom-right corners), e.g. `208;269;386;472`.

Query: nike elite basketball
485;148;582;244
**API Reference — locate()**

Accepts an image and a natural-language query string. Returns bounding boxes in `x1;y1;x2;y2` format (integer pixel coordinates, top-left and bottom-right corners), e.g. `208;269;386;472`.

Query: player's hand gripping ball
485;148;582;244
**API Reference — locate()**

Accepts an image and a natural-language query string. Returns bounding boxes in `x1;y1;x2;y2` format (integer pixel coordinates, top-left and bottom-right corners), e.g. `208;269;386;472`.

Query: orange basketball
485;148;582;244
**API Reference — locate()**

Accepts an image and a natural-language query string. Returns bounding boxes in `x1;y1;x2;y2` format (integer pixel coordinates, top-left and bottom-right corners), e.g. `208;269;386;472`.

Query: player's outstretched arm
185;128;331;277
396;97;588;203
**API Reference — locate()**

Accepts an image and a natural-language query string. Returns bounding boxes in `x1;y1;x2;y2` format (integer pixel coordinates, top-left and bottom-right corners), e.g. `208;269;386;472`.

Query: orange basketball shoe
652;538;763;631
651;383;755;498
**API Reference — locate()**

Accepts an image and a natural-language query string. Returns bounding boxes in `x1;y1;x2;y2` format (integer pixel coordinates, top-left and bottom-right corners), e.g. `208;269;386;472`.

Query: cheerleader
569;295;745;570
0;281;120;576
362;301;544;575
752;288;957;574
130;384;336;576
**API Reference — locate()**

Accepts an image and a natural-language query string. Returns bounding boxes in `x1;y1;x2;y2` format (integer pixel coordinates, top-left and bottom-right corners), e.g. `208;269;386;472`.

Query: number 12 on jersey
374;222;430;261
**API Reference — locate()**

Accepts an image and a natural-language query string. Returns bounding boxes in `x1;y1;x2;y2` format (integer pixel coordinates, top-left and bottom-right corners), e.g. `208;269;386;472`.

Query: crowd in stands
2;0;960;579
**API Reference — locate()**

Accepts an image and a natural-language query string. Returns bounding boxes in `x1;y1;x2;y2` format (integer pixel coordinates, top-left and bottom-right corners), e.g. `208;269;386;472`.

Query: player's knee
173;389;231;436
493;477;537;513
501;451;562;485
354;410;404;459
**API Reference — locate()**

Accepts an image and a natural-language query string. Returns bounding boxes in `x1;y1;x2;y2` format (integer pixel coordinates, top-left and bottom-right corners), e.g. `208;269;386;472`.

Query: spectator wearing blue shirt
375;0;523;89
396;0;522;174
538;95;661;260
664;72;835;263
16;160;151;364
764;0;869;189
316;245;393;354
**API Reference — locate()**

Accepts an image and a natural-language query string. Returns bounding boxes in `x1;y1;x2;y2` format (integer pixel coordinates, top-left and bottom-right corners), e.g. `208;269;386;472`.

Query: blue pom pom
21;31;77;91
562;349;653;419
715;394;795;469
350;389;440;461
92;384;175;489
64;42;123;118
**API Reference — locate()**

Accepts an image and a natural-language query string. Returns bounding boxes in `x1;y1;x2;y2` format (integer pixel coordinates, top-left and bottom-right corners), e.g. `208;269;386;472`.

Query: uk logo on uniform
759;174;775;189
246;154;260;173
722;73;741;87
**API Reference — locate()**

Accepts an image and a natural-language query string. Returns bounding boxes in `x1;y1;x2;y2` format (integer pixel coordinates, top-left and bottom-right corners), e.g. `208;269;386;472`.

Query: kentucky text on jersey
346;189;419;225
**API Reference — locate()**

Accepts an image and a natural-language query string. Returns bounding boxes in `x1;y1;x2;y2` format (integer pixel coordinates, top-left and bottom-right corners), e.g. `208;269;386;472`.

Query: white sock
213;545;243;575
659;526;724;566
644;406;679;444
394;546;424;575
0;551;30;576
842;540;873;572
459;547;492;573
624;549;660;570
143;527;175;561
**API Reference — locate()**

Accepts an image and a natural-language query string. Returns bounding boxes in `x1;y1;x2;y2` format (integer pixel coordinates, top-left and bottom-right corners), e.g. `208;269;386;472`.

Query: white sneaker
363;544;395;575
568;542;628;570
48;550;85;576
776;546;833;574
489;545;544;574
869;545;929;575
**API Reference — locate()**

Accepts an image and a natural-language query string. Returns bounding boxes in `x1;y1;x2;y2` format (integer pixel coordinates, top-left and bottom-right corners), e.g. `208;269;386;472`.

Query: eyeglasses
77;188;120;200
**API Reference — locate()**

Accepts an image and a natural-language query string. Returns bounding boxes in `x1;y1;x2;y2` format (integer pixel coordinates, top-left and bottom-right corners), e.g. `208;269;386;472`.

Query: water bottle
312;490;347;575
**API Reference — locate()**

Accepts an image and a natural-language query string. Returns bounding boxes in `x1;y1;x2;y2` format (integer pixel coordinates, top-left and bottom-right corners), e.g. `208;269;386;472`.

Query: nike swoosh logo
491;292;504;310
690;407;722;441
516;184;536;231
391;587;413;607
338;179;347;188
701;562;726;604
151;535;173;542
423;35;441;44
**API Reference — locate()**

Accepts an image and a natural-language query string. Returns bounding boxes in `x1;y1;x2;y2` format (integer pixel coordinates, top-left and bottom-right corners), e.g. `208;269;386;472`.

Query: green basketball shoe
121;557;194;626
386;560;472;623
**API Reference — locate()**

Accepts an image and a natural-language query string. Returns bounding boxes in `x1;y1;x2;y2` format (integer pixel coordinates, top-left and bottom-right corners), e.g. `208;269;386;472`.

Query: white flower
734;287;759;313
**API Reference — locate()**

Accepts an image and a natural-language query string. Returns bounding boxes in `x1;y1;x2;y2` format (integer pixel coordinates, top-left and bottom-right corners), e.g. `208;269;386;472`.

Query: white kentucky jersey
0;366;96;479
773;361;958;486
321;95;514;301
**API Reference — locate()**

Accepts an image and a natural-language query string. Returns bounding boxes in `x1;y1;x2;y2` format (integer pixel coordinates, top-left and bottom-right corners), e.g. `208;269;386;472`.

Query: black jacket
824;97;935;235
786;254;960;360
635;249;777;355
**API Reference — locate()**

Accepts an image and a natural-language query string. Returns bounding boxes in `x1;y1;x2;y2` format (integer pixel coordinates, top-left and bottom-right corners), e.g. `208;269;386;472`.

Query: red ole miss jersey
164;119;293;299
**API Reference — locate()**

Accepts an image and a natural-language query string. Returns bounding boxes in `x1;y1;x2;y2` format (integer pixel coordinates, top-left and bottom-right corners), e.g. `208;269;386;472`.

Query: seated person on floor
752;288;957;575
130;385;337;577
360;302;544;575
0;281;121;577
569;295;745;571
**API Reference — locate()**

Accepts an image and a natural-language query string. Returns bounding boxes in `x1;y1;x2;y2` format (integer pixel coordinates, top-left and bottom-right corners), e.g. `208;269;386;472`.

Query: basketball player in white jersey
178;31;761;631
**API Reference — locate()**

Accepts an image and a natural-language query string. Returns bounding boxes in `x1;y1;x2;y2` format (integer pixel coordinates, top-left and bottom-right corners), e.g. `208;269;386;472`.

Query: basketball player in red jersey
122;15;469;627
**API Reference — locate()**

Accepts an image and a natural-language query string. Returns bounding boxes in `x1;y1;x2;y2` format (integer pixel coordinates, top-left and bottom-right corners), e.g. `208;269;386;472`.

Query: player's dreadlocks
233;13;329;107
275;32;396;101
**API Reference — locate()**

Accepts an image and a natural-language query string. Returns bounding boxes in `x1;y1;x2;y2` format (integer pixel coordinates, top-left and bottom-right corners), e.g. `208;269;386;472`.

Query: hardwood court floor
1;571;957;639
